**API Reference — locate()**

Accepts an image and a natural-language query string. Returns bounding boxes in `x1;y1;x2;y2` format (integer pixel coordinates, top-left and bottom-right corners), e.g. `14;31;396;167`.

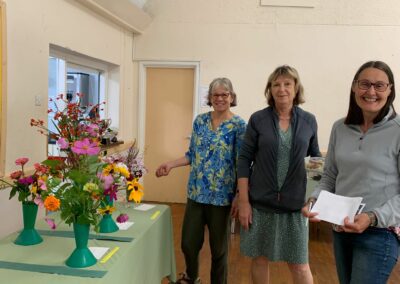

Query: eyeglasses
212;92;230;99
355;79;391;92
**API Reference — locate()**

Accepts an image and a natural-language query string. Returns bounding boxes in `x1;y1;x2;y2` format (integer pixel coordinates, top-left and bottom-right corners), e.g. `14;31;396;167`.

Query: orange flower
44;195;61;211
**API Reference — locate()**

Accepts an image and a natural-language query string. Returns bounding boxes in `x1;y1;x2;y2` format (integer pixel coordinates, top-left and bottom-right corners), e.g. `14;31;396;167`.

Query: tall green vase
65;223;97;268
99;197;119;233
14;202;43;246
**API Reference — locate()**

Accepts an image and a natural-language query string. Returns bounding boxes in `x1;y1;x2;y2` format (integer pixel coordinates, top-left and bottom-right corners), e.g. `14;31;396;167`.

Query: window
48;45;119;156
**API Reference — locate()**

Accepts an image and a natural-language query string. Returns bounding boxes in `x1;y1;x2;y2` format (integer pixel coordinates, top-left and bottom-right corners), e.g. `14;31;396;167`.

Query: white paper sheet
117;221;134;230
311;190;363;225
134;204;156;211
89;247;110;260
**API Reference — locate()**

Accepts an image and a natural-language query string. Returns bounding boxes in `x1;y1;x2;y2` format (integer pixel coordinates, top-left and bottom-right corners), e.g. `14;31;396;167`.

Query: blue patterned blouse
185;112;246;206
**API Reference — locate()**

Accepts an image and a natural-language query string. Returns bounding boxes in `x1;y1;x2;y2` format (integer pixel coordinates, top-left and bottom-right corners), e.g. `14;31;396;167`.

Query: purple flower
104;184;118;201
18;176;34;185
116;213;129;223
45;217;56;230
71;138;100;156
56;138;69;149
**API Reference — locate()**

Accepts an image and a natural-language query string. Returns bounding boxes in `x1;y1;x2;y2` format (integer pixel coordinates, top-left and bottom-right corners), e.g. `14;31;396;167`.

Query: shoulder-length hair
264;65;305;107
207;77;237;107
345;61;396;125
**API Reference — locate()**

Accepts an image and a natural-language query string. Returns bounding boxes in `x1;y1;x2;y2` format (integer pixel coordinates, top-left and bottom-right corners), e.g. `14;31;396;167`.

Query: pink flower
15;157;29;166
86;124;100;137
34;195;44;207
38;179;47;190
116;213;129;223
56;138;69;149
10;170;23;180
34;163;48;175
100;174;114;190
45;217;56;230
71;138;100;156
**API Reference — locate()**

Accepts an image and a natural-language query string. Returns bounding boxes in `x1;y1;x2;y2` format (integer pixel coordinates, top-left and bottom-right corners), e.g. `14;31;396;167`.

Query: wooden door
144;67;194;203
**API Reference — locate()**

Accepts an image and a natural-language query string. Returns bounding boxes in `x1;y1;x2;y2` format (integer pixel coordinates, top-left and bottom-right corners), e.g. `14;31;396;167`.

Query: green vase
14;202;43;246
65;223;97;268
99;214;119;233
99;196;119;233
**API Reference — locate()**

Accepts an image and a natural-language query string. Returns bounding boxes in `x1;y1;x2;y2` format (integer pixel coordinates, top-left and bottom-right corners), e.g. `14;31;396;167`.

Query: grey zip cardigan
237;106;321;213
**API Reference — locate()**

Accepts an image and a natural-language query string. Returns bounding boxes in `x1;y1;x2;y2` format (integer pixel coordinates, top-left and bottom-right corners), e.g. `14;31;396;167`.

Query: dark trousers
181;198;231;284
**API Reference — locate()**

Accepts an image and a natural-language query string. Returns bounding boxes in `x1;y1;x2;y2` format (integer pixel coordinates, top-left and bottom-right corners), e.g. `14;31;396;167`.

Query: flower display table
0;204;176;283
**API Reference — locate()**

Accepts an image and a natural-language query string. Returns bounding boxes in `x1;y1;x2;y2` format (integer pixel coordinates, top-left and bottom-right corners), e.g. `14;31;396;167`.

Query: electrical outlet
35;95;42;106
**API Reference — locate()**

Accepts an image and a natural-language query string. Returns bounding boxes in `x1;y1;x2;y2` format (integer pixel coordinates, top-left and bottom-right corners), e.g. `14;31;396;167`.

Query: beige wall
135;0;400;151
0;0;140;237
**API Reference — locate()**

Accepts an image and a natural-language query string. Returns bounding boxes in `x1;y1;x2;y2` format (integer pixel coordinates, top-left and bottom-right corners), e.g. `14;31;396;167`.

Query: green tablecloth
0;203;176;284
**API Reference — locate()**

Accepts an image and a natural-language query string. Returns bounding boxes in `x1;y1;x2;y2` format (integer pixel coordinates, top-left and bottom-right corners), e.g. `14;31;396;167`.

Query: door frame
138;61;200;151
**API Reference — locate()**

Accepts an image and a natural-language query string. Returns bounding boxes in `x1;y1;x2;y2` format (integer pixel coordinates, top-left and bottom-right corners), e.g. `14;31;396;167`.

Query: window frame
0;1;7;178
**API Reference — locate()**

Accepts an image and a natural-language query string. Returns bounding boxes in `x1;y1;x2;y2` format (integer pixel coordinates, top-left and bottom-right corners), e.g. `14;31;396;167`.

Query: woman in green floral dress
237;65;321;284
156;77;246;284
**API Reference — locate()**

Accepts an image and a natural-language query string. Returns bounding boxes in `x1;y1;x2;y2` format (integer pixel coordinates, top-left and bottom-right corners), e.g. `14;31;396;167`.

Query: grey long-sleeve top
311;110;400;228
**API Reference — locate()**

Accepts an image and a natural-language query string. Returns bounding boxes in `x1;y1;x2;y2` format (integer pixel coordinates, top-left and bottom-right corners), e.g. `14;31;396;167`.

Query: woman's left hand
340;213;371;233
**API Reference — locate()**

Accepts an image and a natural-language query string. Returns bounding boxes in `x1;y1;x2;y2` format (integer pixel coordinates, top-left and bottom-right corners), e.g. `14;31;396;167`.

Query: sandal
175;272;201;284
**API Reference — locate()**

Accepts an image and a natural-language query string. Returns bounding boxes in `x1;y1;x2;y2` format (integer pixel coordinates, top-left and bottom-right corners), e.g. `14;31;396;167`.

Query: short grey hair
207;77;237;107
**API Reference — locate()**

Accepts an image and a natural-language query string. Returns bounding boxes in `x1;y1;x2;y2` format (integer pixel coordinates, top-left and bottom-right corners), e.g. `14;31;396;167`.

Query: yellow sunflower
127;178;144;203
98;205;116;215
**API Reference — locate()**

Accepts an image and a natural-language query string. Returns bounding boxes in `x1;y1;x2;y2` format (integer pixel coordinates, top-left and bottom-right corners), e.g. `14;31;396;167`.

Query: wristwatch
366;211;377;227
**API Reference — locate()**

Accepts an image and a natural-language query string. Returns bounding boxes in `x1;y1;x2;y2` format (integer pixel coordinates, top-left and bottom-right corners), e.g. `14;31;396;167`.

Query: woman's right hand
155;162;172;177
239;200;252;231
301;200;320;222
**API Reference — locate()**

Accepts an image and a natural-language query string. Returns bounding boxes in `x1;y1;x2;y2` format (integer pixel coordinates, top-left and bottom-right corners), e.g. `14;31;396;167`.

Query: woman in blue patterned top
156;77;246;284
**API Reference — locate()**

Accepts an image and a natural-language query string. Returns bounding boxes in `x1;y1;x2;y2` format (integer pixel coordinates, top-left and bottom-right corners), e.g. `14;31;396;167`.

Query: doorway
138;62;200;203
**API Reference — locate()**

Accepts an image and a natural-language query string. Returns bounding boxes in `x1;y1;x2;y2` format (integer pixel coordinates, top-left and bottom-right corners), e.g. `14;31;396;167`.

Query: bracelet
366;211;377;227
305;197;316;207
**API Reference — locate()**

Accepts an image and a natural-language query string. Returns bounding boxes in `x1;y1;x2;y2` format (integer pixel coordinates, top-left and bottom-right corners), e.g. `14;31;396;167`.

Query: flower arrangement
29;94;145;231
1;157;50;205
104;143;147;204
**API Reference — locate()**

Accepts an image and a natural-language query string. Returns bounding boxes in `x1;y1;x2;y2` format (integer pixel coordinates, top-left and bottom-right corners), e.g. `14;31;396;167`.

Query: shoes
175;272;201;284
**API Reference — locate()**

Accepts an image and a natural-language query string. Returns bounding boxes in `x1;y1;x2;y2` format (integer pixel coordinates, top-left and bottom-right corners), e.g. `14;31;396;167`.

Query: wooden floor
162;203;400;284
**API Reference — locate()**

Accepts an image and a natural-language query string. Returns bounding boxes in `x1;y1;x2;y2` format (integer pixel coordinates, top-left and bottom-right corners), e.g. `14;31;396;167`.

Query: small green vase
14;202;43;246
99;196;119;233
99;214;119;233
66;223;97;268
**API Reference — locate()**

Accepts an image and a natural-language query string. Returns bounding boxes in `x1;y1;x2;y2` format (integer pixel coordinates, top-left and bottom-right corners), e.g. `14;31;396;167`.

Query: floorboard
162;203;400;284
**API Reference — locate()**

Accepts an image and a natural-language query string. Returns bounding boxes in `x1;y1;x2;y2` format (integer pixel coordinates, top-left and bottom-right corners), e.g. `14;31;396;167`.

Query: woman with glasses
156;77;246;284
237;65;320;283
303;61;400;283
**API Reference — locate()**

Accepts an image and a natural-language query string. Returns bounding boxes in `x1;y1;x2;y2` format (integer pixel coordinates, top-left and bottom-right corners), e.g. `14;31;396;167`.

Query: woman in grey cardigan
237;65;320;284
304;61;400;284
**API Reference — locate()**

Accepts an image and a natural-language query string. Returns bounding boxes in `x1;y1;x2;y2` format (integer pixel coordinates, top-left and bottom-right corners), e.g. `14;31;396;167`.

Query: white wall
0;0;139;237
135;0;400;150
